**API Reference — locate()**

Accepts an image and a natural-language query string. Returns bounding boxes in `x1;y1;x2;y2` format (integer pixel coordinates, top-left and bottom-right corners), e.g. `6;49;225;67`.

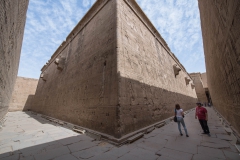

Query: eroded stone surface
0;0;29;122
189;73;209;104
8;77;38;112
198;0;240;135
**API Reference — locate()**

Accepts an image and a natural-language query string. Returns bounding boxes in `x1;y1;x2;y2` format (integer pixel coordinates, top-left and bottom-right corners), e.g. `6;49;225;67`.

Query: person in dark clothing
195;102;210;136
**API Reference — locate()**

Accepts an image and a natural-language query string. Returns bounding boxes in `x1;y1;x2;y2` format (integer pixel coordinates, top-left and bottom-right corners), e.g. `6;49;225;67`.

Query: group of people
174;102;210;137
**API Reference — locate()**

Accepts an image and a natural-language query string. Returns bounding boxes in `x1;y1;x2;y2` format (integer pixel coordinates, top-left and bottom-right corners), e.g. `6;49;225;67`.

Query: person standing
195;102;210;135
175;104;189;137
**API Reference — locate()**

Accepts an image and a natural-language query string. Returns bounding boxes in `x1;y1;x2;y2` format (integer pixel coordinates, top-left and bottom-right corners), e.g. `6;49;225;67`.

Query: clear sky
18;0;205;79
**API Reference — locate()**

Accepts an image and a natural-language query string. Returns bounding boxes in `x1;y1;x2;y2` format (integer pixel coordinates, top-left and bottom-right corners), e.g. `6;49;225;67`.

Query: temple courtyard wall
8;77;38;112
30;0;197;139
0;0;29;122
116;0;197;137
198;0;240;135
190;72;209;104
31;0;119;137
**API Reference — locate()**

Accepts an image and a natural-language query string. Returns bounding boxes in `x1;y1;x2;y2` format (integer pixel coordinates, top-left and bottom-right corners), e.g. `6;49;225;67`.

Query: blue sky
18;0;205;79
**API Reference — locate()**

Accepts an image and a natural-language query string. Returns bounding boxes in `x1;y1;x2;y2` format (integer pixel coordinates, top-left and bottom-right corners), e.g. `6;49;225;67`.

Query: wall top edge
40;0;192;80
123;0;192;77
17;76;39;81
41;0;109;72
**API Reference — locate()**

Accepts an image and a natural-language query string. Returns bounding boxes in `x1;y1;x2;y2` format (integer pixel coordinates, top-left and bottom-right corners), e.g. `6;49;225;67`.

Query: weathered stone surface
0;108;238;160
30;0;197;138
198;146;226;159
8;77;38;111
156;148;193;160
116;0;197;137
0;0;29;121
190;73;209;104
198;0;240;135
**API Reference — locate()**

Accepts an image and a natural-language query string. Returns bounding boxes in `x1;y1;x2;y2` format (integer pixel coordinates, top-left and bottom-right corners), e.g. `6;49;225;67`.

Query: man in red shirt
195;102;210;135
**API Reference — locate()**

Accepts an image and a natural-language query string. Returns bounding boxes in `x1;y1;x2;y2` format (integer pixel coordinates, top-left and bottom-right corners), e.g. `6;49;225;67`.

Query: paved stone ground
0;108;239;160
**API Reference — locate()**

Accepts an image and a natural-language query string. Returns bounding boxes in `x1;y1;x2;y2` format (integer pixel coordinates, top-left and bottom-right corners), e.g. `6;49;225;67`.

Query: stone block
127;133;144;143
145;127;155;134
8;77;38;112
155;123;164;128
156;148;193;160
34;146;70;160
198;146;225;159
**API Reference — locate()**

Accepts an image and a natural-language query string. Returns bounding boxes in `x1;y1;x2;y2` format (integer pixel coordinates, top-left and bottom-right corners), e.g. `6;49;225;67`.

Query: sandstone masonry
0;0;29;121
190;72;209;105
30;0;197;139
198;0;240;135
9;77;38;112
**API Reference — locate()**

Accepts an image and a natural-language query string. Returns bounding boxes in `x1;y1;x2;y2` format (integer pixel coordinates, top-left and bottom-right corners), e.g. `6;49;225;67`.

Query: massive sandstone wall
201;73;208;89
0;0;29;121
9;77;38;112
31;0;118;137
198;0;240;134
116;0;197;136
190;73;208;104
31;0;197;138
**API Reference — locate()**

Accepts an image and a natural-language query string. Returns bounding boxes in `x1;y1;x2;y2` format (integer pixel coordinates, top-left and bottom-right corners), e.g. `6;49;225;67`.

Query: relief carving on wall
173;64;181;77
40;71;48;81
54;56;66;70
185;77;191;85
191;83;195;89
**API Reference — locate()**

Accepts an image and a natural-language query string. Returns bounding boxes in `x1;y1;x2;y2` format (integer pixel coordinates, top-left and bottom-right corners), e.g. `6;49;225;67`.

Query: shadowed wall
9;77;38;112
190;72;208;104
198;0;240;134
0;0;29;121
116;0;197;137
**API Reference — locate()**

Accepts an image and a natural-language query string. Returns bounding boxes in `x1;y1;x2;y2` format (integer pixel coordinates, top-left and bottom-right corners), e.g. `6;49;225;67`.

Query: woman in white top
175;104;189;137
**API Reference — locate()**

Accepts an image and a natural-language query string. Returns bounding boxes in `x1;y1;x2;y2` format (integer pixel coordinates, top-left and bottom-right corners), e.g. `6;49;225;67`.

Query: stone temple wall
0;0;29;121
30;0;197;138
198;0;240;134
31;0;119;137
116;0;197;137
9;77;38;112
201;73;208;88
190;72;208;104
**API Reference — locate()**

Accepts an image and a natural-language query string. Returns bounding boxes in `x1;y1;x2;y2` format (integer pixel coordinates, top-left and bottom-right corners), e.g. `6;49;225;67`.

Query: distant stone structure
0;0;29;122
9;77;38;112
190;72;211;105
30;0;197;139
198;0;240;135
